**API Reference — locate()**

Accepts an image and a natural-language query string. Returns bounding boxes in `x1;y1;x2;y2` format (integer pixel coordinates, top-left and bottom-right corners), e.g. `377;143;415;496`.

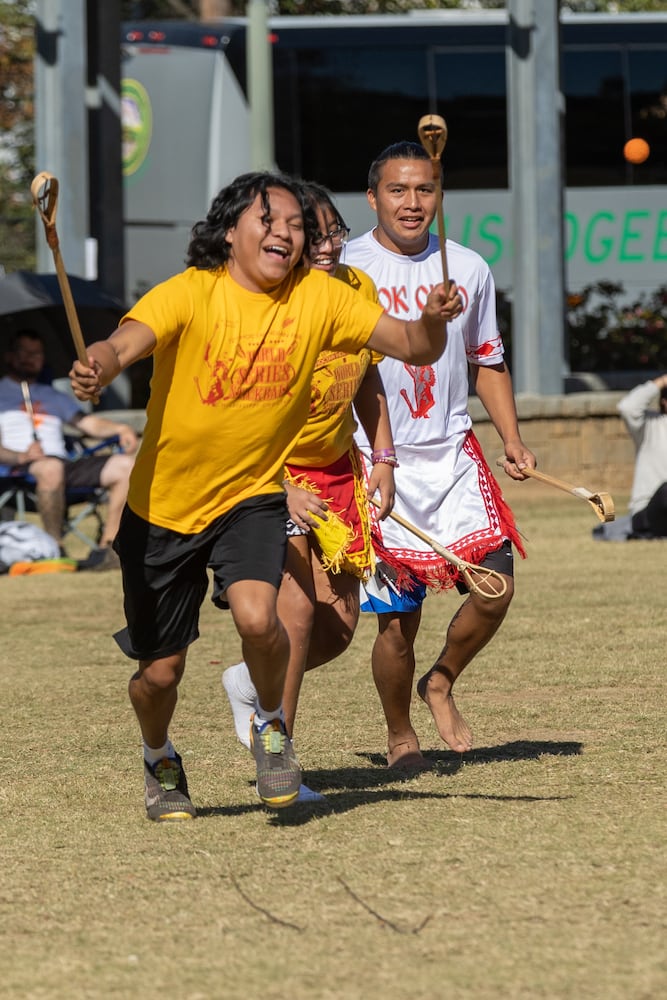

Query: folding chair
0;435;120;549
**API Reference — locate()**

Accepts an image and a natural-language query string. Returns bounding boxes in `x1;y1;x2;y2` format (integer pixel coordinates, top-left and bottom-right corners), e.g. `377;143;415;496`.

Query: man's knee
134;654;186;693
29;457;65;490
228;583;280;644
472;574;514;618
101;453;134;487
377;610;421;649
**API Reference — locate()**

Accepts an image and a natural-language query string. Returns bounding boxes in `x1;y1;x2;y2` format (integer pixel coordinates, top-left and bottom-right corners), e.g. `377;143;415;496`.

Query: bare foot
386;735;431;772
417;669;473;752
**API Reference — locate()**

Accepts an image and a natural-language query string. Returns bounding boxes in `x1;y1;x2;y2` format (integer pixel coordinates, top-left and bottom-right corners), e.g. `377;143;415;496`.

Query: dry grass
1;491;664;1000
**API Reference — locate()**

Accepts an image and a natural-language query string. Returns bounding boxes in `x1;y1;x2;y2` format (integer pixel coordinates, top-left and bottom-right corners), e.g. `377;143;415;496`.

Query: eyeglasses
311;226;350;249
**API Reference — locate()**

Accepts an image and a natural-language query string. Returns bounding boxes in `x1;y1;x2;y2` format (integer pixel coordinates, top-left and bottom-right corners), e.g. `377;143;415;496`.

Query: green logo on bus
122;79;152;177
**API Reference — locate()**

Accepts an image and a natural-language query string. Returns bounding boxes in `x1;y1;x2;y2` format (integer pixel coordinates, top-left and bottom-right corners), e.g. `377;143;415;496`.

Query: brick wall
470;391;636;496
110;390;640;505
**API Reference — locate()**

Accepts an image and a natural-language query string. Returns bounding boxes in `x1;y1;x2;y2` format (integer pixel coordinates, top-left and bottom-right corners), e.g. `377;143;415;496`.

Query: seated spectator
0;328;138;567
617;374;667;539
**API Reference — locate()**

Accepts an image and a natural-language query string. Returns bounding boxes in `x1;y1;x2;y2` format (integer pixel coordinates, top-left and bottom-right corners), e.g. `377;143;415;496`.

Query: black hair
299;181;348;239
367;141;442;192
7;329;44;352
186;170;318;270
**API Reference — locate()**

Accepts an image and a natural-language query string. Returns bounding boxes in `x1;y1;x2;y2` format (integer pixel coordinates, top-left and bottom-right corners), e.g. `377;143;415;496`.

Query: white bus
120;11;667;302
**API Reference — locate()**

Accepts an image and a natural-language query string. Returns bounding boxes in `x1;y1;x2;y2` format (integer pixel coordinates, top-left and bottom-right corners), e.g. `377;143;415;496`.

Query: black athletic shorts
454;539;514;595
12;455;109;486
64;455;109;488
112;493;288;660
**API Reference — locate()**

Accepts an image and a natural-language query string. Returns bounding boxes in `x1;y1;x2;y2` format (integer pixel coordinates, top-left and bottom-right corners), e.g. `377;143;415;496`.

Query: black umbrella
0;270;126;381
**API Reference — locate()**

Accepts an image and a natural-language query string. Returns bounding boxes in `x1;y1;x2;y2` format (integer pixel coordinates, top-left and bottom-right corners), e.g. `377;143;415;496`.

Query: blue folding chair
0;435;120;549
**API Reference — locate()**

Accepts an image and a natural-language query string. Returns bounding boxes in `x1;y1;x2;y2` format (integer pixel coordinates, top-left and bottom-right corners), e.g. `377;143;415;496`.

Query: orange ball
623;138;650;164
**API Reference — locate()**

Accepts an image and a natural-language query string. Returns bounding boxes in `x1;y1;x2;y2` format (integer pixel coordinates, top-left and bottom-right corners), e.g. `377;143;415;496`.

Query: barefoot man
344;142;536;766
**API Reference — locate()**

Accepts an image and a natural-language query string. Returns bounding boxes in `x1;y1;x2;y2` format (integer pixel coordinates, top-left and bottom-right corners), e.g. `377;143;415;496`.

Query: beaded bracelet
371;448;399;468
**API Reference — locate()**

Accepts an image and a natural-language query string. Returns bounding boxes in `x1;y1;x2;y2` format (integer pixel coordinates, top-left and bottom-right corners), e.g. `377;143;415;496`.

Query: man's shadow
357;738;584;776
198;739;582;825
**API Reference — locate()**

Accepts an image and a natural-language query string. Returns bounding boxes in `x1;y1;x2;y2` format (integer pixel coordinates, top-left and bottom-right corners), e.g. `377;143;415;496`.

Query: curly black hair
186;171;318;270
299;180;348;239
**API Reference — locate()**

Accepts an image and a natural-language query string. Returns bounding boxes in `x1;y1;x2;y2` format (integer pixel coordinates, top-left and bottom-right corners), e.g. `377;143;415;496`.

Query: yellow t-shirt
289;263;383;467
123;266;383;533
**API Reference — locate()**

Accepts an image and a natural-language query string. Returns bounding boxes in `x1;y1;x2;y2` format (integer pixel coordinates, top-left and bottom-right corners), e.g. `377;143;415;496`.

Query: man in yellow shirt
69;170;461;822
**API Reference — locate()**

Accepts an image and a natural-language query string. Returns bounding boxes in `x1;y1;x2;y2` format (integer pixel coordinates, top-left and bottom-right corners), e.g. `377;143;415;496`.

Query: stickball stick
417;114;449;286
30;172;89;367
495;458;615;523
370;498;507;600
20;381;39;442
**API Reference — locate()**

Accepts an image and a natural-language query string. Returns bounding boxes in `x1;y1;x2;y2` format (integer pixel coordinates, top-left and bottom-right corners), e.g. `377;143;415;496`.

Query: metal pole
246;0;275;171
507;0;565;394
86;0;124;302
34;0;88;278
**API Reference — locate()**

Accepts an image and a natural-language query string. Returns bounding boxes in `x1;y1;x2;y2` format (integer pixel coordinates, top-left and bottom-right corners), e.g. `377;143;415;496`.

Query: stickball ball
623;138;650;164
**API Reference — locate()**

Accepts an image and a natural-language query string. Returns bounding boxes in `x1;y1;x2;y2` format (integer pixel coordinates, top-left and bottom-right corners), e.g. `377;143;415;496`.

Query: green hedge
497;282;667;372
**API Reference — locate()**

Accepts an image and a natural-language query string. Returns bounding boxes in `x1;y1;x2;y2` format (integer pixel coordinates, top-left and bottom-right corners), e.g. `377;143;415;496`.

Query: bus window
628;50;667;185
274;46;430;190
563;48;626;186
432;48;507;189
563;44;667;186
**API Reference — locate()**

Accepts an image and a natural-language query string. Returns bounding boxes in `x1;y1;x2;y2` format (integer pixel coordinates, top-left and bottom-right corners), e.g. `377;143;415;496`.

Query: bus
120;11;667;302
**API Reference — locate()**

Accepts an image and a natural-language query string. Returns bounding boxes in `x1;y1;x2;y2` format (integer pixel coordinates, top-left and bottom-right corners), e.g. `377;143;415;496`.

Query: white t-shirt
617;380;667;515
344;230;503;452
0;377;80;460
343;230;518;585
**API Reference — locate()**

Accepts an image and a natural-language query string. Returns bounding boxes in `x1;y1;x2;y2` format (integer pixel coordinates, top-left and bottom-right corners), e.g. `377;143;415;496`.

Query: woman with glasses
223;181;397;801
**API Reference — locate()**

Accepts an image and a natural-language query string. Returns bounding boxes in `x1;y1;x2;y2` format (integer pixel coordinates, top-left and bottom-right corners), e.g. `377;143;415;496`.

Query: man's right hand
21;441;45;464
424;280;462;322
69;357;103;402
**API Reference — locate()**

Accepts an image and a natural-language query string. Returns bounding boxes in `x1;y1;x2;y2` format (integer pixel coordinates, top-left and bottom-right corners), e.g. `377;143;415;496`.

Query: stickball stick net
417;114;449;286
370;498;507;600
30;171;89;366
495;458;615;523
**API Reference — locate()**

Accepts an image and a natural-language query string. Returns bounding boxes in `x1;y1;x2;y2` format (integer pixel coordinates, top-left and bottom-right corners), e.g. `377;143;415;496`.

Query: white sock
253;704;284;728
222;661;258;749
226;661;256;701
143;738;175;765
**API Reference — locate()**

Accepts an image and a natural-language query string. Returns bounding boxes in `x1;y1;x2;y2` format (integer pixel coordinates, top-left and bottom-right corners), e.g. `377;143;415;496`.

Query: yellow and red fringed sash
284;448;374;579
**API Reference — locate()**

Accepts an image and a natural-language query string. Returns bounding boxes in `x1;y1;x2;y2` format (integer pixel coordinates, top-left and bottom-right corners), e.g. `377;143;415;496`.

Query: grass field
1;489;664;999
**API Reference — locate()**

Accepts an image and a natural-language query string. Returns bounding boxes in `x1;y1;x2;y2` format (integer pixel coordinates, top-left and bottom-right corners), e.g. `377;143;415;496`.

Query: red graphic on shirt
21;403;47;428
400;364;436;419
195;329;299;405
377;283;469;315
466;334;503;362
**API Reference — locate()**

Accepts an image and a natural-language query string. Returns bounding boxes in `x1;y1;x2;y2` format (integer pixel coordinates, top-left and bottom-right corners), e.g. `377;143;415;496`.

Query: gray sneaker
250;714;301;809
144;753;196;822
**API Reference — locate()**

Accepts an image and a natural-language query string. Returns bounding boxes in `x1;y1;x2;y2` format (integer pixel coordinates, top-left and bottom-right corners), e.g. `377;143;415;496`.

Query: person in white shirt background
617;374;667;539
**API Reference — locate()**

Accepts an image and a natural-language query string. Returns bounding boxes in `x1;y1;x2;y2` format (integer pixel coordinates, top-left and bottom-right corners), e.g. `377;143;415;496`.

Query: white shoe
222;662;256;749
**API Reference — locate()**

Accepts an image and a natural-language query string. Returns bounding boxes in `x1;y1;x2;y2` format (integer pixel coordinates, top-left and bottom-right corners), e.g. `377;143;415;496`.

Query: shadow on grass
197;785;568;826
359;738;584;775
196;739;580;824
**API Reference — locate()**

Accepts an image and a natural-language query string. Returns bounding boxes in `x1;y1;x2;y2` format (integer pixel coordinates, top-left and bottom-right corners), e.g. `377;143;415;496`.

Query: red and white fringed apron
364;430;525;592
285;447;374;580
